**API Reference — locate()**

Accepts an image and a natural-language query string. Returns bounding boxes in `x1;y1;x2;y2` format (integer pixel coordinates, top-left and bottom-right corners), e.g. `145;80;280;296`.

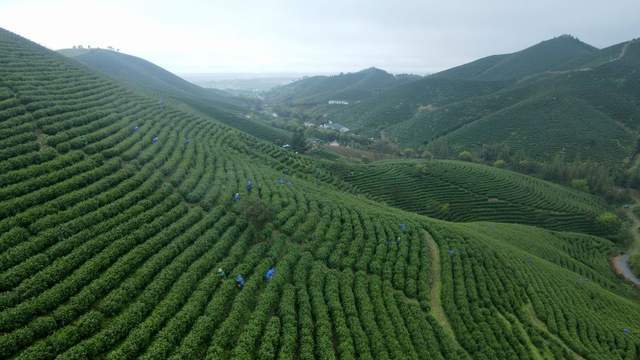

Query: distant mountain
59;48;291;143
277;35;640;165
266;67;420;105
432;35;598;81
388;40;640;163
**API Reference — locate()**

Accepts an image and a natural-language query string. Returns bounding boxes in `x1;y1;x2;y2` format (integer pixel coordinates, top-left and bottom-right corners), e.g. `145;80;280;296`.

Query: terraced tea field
331;160;609;235
0;28;638;359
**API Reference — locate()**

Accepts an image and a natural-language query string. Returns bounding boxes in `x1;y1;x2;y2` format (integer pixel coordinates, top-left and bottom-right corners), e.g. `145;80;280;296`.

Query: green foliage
330;159;609;235
629;253;640;277
290;128;308;153
236;198;274;238
433;35;597;81
596;212;622;235
457;150;473;162
60;46;291;144
571;178;589;192
0;27;639;360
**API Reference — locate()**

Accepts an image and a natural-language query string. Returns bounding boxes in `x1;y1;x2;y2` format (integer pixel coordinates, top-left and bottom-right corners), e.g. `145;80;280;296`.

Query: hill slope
59;48;291;143
281;36;639;165
266;67;419;105
327;77;507;134
330;159;610;235
1;27;639;360
432;35;598;81
389;40;640;162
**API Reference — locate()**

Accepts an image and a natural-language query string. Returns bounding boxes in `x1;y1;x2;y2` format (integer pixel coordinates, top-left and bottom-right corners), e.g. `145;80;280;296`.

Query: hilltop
1;27;639;359
432;35;598;81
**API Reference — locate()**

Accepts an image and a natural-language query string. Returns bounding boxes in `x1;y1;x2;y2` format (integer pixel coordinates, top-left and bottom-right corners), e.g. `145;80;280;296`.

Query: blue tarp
265;267;275;281
235;274;245;288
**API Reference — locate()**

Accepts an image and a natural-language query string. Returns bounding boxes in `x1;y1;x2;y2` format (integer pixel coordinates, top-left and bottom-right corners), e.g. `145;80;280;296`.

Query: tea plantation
330;159;609;235
0;28;639;359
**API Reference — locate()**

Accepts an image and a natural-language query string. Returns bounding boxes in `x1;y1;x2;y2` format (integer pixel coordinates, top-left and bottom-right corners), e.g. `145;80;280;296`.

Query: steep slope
432;35;598;81
329;159;610;235
59;48;291;143
0;27;639;360
59;48;248;110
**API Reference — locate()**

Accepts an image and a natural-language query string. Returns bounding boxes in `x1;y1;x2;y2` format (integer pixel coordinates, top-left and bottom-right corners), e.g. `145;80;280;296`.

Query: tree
458;150;473;162
596;212;621;235
290;129;308;153
237;198;274;241
570;179;589;192
428;138;451;158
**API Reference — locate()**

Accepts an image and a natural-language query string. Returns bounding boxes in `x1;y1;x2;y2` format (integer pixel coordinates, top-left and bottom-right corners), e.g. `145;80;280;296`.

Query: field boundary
424;230;464;351
524;304;585;360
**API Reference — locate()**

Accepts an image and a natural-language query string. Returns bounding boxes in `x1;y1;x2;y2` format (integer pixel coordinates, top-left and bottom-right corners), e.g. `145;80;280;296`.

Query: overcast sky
1;0;638;74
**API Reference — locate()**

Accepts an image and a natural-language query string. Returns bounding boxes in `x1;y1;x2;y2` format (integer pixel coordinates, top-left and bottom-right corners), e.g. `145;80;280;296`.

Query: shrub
237;198;274;238
596;212;622;235
458;150;473;162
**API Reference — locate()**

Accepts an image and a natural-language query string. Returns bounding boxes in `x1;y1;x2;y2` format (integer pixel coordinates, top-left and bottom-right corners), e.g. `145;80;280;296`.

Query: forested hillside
266;67;419;105
1;27;639;360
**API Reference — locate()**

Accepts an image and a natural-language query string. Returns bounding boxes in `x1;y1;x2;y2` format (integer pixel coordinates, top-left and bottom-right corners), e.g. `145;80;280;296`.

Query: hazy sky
1;0;638;74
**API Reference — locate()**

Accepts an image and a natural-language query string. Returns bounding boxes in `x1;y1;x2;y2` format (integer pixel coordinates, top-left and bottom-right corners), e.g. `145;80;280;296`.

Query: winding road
612;190;640;287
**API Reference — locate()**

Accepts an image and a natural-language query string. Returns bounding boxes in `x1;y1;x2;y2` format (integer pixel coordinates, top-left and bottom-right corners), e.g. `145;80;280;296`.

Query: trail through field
425;231;464;349
613;190;640;286
524;304;585;360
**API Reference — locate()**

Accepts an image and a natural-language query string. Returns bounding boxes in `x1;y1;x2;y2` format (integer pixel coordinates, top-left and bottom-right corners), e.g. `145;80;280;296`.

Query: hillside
389;40;640;162
1;27;639;360
266;67;418;105
432;35;598;81
59;48;291;144
327;77;507;134
271;36;640;165
330;159;610;235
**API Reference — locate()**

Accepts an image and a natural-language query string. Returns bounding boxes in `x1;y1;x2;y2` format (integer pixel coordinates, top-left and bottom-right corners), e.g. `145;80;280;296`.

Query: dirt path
613;254;640;286
544;40;632;77
615;41;632;62
524;304;585;360
424;230;464;350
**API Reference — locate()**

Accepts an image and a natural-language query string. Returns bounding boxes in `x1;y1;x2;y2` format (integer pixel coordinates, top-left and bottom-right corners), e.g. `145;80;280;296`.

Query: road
613;190;640;287
613;254;640;286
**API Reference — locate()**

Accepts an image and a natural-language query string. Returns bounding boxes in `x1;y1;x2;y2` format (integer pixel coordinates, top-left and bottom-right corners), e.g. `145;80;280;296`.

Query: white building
328;100;349;105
